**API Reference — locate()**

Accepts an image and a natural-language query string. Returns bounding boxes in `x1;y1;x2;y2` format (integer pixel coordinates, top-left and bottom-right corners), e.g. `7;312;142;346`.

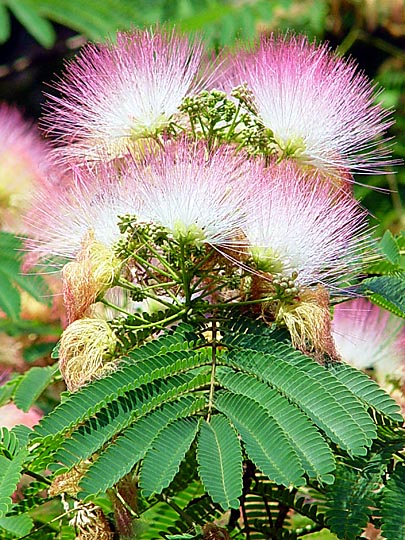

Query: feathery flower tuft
242;160;369;291
0;403;42;429
59;318;117;391
23;162;141;269
332;298;405;383
275;286;338;359
0;103;50;231
43;28;212;164
127;139;259;249
228;34;393;176
62;231;122;323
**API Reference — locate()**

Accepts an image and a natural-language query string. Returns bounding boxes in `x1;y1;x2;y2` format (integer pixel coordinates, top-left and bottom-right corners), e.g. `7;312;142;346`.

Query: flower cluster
0;103;52;232
23;27;397;388
332;298;405;385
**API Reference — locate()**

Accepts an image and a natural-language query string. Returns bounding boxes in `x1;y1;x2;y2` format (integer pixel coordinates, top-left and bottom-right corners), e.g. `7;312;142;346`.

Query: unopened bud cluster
272;272;300;300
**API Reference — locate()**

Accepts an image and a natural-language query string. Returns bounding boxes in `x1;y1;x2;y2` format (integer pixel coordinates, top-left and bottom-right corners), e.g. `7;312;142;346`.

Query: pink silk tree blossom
241;160;370;291
227;34;393;177
42;28;215;164
125;139;259;249
23;139;259;268
332;298;405;383
0;103;51;232
23;162;141;269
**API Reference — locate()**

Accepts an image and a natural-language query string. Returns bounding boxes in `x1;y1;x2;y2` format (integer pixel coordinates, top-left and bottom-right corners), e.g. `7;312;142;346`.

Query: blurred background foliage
0;0;403;232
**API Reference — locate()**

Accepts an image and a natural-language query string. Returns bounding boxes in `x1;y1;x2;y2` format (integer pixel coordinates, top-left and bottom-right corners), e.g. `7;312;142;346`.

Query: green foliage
215;390;306;487
3;0;56;47
0;232;52;320
328;362;404;423
366;232;405;275
18;317;401;537
78;396;205;497
0;4;404;537
0;378;20;408
1;310;404;538
325;463;381;539
13;366;56;413
0;449;27;517
381;463;405;540
140;416;200;498
0;0;327;49
0;268;20;320
216;368;336;483
379;230;404;266
222;330;381;455
197;414;242;510
360;274;405;319
323;436;404;540
0;514;34;537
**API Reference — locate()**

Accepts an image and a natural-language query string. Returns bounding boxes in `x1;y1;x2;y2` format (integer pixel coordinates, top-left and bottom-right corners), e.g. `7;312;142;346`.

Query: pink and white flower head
228;34;393;176
0;103;50;231
127;139;258;249
0;403;43;429
0;370;43;428
332;298;405;383
43;28;213;165
23;162;141;270
242;160;369;291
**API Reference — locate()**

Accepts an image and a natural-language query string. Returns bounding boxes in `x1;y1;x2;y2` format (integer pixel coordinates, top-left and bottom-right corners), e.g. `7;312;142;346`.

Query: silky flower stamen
227;33;394;176
59;318;117;391
23;162;141;270
62;231;122;323
126;139;259;250
332;298;405;384
242;160;370;291
275;285;339;360
42;28;215;164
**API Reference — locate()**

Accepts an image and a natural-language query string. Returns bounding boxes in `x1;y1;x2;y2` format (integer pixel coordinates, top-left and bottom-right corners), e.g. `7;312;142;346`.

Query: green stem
157;494;195;528
122;308;187;332
142;291;181;310
209;294;276;310
191;247;216;273
100;298;139;318
131;251;179;282
206;319;217;423
22;469;52;485
197;114;208;137
189;274;223;297
18;507;77;540
139;281;178;292
179;243;192;308
189;115;197;138
118;278;180;304
113;488;139;518
226;102;242;140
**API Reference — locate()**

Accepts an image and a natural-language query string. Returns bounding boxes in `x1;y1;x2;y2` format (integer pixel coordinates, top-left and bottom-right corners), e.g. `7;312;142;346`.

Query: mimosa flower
127;139;259;249
228;34;393;176
275;285;338;360
0;403;42;429
23;162;141;269
0;103;50;231
332;298;405;383
242;161;369;291
0;367;42;429
42;28;213;164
